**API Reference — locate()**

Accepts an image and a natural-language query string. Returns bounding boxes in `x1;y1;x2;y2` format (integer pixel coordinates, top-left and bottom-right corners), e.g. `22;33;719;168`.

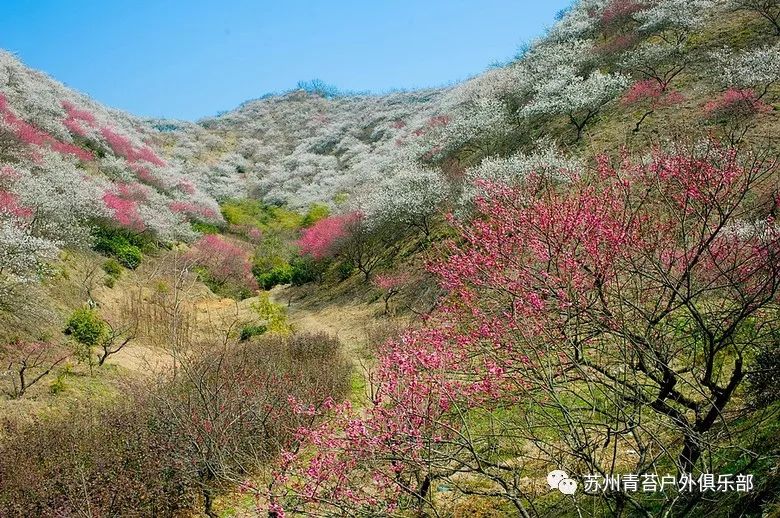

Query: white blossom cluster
711;43;780;92
359;162;449;231
0;0;748;288
170;88;451;209
520;68;630;123
460;138;583;208
546;0;611;42
634;0;716;34
153;0;728;220
1;52;223;227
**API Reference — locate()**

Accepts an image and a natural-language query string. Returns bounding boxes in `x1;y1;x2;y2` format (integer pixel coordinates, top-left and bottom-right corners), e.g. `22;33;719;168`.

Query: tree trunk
203;487;218;518
634;109;654;133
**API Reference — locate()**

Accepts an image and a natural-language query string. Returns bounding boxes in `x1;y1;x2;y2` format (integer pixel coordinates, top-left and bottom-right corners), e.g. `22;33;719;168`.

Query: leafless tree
732;0;780;34
0;340;69;398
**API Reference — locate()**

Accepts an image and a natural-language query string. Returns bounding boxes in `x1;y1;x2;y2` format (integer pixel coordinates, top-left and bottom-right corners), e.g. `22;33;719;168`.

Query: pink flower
297;212;360;259
600;0;644;28
177;180;196;195
62;101;97;125
0;190;33;219
102;191;145;231
186;235;258;292
0;98;93;161
100;126;166;166
703;88;772;120
622;80;684;107
169;201;219;221
374;272;411;291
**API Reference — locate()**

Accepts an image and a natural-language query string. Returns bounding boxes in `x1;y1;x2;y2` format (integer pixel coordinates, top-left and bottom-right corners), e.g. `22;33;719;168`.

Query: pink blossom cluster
169;201;219;221
0;94;94;161
176;180;197;195
297;212;360;259
186;234;258;292
703;88;772;120
102;190;145;231
373;271;411;292
100;126;166;167
116;182;150;202
268;146;780;514
599;0;644;28
644;145;744;206
129;162;166;190
0;166;31;220
622;80;685;108
62;100;97;137
0;165;17;180
0;190;32;219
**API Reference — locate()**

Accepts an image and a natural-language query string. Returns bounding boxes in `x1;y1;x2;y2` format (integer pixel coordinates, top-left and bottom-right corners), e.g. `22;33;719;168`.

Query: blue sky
0;1;570;121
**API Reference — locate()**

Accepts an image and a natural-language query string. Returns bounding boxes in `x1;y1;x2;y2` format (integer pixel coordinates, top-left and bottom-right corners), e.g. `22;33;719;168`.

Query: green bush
92;228;144;269
116;246;141;269
254;254;326;289
102;258;122;278
290;256;324;285
65;308;107;347
302;203;330;227
254;263;293;290
239;325;267;341
336;261;355;281
192;221;221;234
252;292;292;334
49;365;71;395
221;199;303;231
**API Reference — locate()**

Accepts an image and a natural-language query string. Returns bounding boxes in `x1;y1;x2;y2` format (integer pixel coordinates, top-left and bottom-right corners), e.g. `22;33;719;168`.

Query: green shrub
65;308;107;347
221;199;303;231
102;258;122;278
49;367;69;395
92;228;144;269
239;325;267;341
254;263;293;290
252;292;292;334
290;256;325;285
302;203;330;227
192;221;221;234
336;261;355;281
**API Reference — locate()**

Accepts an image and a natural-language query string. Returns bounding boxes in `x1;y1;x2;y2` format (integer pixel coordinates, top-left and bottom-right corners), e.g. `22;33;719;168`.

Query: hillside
1;0;780;516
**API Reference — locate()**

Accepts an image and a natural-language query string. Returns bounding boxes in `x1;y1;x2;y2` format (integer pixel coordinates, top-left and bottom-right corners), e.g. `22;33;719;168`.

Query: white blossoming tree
635;0;715;44
521;68;629;142
459;138;583;208
712;43;780;98
621;40;689;90
546;0;609;42
363;164;448;237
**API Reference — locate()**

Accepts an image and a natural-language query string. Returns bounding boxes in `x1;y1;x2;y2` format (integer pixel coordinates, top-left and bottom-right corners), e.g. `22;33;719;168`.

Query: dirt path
268;285;379;359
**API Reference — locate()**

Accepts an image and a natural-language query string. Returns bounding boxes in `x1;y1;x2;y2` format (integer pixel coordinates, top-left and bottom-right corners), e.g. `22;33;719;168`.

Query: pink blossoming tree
622;79;685;131
703;88;773;143
297;212;360;260
102;191;145;232
100;126;166;167
186;234;258;296
0;94;93;161
373;271;412;315
268;143;780;517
